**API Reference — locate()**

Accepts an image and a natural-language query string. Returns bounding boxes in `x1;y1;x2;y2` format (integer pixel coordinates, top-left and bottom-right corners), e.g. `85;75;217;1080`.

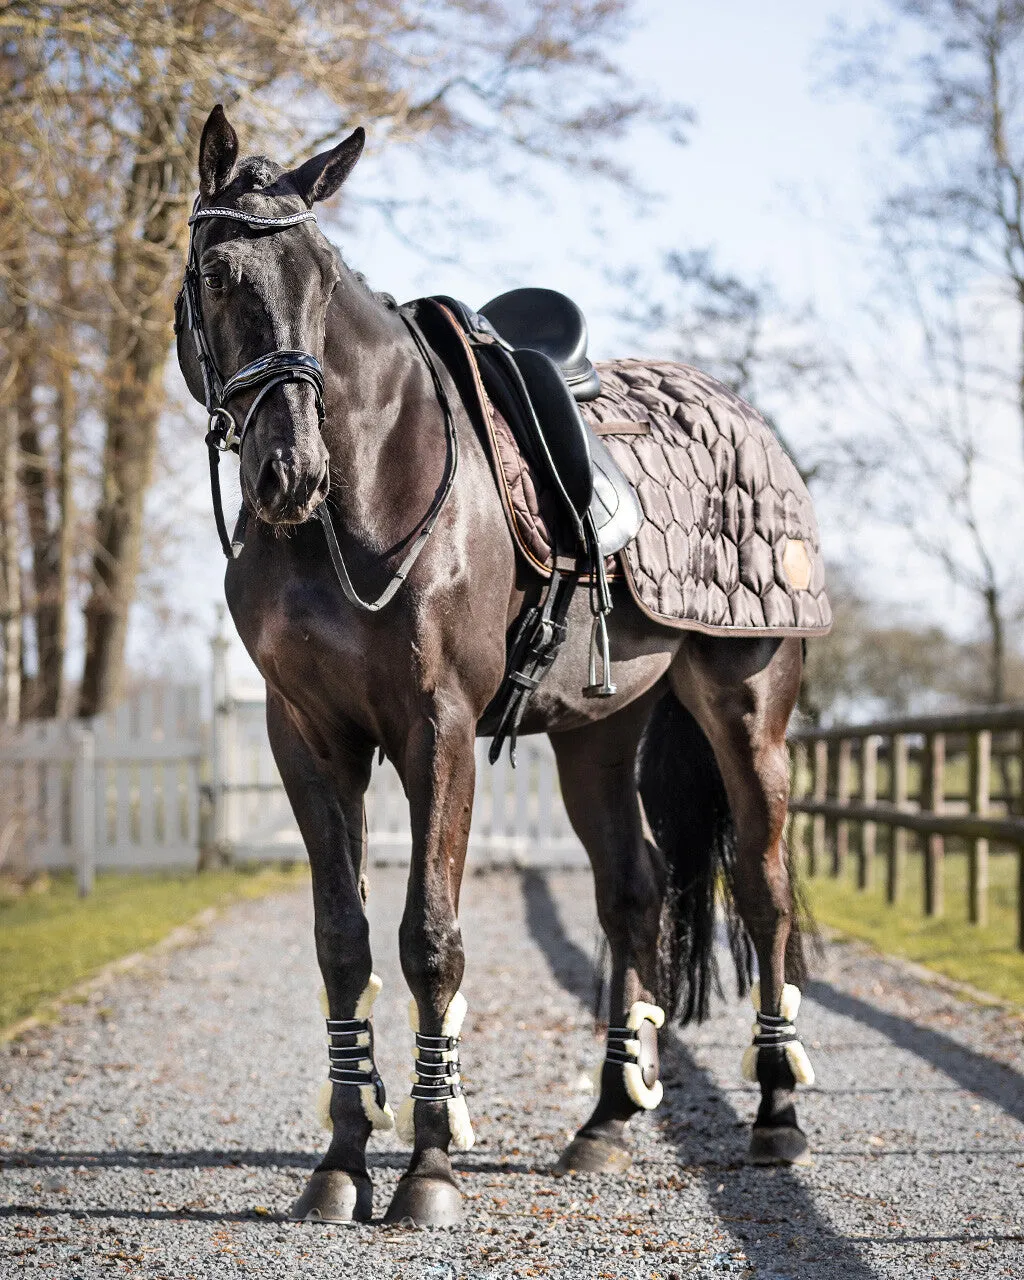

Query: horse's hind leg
671;635;813;1165
548;692;667;1175
265;695;383;1222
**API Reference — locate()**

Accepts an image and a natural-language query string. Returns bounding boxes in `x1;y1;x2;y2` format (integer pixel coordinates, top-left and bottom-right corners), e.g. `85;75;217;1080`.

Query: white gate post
209;605;232;863
72;723;96;896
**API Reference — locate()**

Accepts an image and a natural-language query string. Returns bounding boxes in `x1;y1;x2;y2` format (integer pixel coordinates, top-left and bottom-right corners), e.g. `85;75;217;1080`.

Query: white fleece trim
356;972;383;1020
785;1041;816;1087
396;1095;416;1145
744;982;814;1086
399;990;475;1150
623;1064;664;1110
626;1000;665;1031
750;980;801;1022
442;990;468;1037
317;974;394;1131
447;1093;475;1150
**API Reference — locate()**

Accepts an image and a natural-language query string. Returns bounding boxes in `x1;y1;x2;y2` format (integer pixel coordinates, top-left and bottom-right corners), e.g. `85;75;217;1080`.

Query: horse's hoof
290;1170;373;1222
553;1134;633;1175
748;1125;812;1166
383;1175;463;1227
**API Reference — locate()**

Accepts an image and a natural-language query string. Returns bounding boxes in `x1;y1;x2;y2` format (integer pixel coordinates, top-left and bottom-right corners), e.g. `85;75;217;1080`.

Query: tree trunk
78;101;187;718
48;242;76;717
1;406;21;727
16;330;63;719
984;583;1005;705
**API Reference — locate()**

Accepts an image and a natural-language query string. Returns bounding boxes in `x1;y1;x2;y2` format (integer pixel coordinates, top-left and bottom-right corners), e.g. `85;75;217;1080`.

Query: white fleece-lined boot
601;1000;666;1111
741;981;815;1087
396;991;475;1152
316;974;395;1132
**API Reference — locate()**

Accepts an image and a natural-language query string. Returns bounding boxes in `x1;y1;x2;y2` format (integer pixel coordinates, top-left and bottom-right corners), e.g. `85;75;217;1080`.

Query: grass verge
797;847;1023;1007
0;864;309;1032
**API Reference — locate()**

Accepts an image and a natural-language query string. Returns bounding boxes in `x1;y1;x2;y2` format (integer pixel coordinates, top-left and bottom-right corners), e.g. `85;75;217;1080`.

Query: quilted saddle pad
581;360;832;637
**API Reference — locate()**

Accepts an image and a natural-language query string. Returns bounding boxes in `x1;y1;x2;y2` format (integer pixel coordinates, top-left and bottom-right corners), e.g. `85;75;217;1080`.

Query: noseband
177;198;459;611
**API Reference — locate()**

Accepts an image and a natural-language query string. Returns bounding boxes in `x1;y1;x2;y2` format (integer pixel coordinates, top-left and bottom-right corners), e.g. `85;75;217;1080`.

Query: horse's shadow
517;867;1024;1278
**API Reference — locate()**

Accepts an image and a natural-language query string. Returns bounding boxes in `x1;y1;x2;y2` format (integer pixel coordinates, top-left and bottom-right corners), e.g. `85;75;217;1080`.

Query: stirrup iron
584;610;616;697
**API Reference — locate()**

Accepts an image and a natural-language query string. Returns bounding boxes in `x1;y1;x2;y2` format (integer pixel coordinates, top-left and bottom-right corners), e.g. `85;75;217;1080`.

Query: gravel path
2;866;1022;1279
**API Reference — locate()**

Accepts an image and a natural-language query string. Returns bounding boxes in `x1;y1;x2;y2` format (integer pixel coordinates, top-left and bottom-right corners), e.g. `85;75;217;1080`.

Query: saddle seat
478;287;602;403
434;289;641;560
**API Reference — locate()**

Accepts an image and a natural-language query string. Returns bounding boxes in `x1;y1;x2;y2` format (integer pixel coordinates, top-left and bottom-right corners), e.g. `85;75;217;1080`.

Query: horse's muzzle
254;450;330;525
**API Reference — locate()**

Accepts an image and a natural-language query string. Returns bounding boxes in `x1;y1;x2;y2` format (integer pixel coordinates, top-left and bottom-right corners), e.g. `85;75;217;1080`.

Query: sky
147;0;990;685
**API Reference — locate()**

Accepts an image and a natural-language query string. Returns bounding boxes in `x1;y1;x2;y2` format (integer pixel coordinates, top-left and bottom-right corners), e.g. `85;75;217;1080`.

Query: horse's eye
203;272;224;291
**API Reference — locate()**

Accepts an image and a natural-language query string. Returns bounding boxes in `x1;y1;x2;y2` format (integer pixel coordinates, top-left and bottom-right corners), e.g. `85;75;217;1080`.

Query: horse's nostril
315;460;330;499
256;456;289;508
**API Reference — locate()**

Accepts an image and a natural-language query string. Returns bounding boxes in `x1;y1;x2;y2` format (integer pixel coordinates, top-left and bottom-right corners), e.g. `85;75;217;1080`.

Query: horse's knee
398;908;465;1013
314;909;370;973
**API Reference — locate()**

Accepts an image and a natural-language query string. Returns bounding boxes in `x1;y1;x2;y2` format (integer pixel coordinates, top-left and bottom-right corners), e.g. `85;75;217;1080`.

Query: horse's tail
637;693;806;1025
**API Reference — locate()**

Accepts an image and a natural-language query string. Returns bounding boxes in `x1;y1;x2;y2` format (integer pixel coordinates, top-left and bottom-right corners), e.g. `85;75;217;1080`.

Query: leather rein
177;198;459;612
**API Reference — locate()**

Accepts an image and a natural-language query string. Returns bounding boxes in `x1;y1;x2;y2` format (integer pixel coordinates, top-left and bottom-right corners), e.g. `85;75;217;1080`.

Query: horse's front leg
264;695;386;1223
384;707;476;1227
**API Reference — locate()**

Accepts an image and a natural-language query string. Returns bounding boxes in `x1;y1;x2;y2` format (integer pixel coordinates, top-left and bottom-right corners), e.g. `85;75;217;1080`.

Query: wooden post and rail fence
787;706;1024;953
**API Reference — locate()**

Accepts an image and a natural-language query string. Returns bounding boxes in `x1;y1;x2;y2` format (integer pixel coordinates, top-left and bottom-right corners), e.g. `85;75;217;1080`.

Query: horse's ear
199;105;239;198
289;128;365;206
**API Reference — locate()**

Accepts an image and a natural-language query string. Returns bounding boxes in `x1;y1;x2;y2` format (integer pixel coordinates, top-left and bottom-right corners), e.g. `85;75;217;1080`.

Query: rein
178;199;459;610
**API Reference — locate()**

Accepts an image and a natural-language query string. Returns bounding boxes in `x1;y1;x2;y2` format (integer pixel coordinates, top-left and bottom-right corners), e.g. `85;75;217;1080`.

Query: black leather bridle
176;198;459;611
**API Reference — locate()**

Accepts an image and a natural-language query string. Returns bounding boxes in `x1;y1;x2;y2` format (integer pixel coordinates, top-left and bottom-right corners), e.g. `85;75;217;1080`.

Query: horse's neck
320;275;437;544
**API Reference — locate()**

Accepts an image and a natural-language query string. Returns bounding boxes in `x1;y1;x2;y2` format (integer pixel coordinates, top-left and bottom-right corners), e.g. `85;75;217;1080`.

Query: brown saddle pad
581;360;831;636
419;300;831;636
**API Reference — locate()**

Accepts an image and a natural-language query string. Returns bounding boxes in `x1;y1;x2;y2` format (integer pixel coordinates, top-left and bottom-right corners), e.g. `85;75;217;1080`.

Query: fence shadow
805;980;1024;1126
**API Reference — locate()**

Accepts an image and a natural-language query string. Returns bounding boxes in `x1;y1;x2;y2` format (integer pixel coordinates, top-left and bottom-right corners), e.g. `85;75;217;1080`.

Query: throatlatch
317;974;394;1132
397;992;475;1152
602;1001;665;1111
741;982;815;1087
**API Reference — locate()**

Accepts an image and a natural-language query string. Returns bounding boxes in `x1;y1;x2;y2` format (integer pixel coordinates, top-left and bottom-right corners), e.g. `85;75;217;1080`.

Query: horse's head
177;106;364;526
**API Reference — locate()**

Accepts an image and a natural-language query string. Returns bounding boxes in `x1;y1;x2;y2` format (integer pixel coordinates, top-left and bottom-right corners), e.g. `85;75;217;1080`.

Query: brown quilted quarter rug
584;360;832;637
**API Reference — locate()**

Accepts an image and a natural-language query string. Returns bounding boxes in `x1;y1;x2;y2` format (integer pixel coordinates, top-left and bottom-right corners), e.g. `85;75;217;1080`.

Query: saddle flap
510;348;594;520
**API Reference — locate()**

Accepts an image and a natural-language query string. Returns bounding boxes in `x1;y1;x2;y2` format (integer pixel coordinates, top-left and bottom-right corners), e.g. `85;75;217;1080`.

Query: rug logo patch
782;538;811;591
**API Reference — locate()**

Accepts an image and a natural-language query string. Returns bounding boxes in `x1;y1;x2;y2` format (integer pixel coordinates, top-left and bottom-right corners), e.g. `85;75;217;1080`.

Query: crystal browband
410;1030;463;1102
326;1016;387;1110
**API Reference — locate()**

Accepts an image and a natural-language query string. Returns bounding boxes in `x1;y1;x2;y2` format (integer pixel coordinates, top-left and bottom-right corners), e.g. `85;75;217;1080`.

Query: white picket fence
0;623;586;886
0;685;204;890
213;689;585;868
210;628;585;869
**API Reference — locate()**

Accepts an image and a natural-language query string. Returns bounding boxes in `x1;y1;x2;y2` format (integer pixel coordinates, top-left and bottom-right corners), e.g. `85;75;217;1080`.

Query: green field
0;864;310;1032
795;843;1024;1006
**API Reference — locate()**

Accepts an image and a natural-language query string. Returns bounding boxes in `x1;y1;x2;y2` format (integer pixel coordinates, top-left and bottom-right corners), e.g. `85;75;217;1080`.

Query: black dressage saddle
434;289;641;561
479;287;603;403
421;287;642;761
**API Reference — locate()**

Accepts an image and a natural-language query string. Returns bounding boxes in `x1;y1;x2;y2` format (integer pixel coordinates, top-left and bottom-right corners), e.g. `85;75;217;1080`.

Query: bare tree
825;0;1024;703
0;0;687;718
622;249;844;485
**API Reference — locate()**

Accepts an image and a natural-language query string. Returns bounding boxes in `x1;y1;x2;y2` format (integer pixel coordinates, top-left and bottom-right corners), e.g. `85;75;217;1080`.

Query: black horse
176;106;819;1227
